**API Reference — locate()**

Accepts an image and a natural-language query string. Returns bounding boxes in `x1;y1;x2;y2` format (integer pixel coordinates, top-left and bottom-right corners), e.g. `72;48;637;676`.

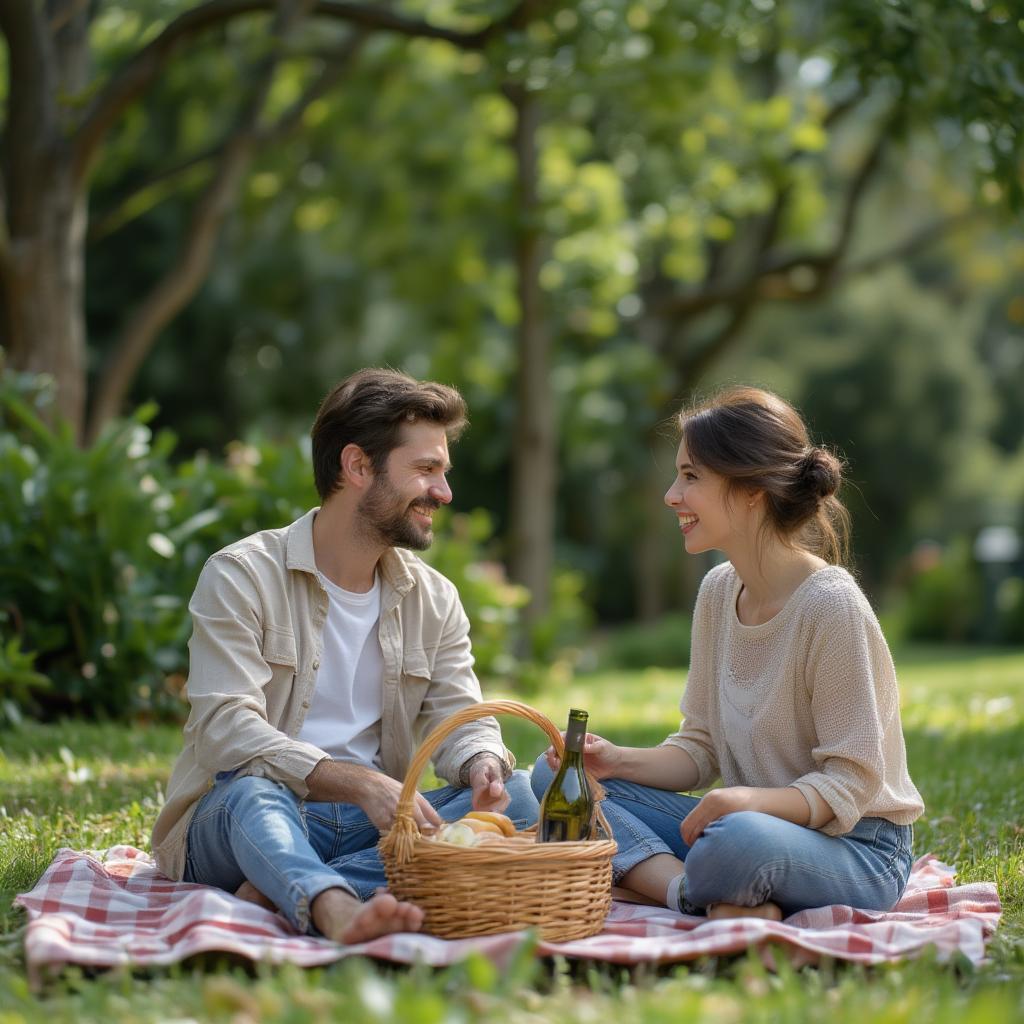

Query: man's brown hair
311;368;467;500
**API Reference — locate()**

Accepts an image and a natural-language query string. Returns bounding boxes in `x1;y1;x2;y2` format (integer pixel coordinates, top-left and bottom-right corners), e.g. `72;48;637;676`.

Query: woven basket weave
378;699;617;941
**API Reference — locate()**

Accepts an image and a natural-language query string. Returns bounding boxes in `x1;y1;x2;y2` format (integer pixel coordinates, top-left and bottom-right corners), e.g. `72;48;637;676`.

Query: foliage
599;613;693;671
1;379;189;718
995;574;1024;645
71;0;1024;625
901;541;985;645
421;507;530;678
0;376;579;720
0;634;50;728
2;647;1023;1018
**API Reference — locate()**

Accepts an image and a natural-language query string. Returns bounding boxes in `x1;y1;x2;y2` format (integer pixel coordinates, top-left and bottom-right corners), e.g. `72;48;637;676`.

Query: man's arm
305;758;442;833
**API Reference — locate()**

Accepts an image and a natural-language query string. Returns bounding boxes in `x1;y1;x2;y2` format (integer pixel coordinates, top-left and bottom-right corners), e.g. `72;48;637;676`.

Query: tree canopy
2;0;1022;618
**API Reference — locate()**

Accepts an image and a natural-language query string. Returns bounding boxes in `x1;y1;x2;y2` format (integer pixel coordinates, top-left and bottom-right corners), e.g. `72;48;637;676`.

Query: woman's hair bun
799;447;842;499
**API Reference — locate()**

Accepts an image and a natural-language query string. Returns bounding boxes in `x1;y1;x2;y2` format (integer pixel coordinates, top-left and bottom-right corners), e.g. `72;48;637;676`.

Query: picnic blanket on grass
15;846;1001;980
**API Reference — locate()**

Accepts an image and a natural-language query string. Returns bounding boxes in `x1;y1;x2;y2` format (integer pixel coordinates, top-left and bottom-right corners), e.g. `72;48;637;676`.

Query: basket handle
390;698;606;839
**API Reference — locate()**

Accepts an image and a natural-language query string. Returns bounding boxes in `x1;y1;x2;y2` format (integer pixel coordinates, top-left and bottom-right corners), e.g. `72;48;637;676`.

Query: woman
533;386;923;920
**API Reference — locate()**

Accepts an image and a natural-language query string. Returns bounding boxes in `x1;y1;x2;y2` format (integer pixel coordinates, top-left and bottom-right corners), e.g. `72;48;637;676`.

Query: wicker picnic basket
378;699;617;942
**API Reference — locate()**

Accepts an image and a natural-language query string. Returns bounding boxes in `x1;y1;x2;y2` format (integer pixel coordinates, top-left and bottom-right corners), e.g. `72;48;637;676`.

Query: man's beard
358;472;440;551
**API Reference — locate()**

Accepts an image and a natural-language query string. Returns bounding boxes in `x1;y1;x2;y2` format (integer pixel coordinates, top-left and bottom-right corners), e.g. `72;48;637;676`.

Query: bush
1;374;577;719
901;540;984;644
1;383;190;718
0;631;50;727
421;507;530;678
599;613;692;670
995;575;1024;644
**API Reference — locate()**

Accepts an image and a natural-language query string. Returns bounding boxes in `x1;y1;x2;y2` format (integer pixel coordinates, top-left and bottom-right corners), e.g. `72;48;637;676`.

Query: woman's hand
680;786;759;847
544;731;622;780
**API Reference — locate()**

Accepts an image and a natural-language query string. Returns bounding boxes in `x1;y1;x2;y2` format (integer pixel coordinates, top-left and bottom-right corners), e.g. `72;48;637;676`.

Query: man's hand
306;759;442;836
544;731;621;780
680;786;759;847
468;754;510;813
360;773;444;835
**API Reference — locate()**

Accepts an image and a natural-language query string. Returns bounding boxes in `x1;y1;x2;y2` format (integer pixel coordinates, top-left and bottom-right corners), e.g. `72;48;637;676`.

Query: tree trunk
634;456;669;622
507;86;554;624
1;1;90;439
2;170;89;438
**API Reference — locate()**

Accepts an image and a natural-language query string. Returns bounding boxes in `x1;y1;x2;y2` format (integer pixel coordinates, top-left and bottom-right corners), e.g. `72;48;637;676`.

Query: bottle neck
564;714;587;755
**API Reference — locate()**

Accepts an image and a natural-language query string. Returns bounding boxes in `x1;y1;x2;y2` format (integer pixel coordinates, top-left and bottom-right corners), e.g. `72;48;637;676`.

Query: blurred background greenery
1;0;1022;722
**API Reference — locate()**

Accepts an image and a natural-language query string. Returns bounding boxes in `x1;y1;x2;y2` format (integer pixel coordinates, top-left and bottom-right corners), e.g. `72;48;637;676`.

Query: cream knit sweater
662;561;924;836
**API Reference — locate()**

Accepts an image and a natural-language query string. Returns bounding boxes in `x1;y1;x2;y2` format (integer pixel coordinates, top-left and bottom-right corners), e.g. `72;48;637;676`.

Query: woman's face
664;438;741;555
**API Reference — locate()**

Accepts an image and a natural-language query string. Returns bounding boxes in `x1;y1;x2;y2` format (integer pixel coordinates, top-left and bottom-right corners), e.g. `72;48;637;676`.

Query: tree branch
756;211;975;301
653;108;895;320
71;0;523;185
762;112;895;287
664;190;788;381
84;1;320;440
88;33;366;241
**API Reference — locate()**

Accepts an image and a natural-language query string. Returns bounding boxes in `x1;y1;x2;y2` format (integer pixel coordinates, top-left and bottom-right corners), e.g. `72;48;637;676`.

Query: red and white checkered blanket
15;846;1000;980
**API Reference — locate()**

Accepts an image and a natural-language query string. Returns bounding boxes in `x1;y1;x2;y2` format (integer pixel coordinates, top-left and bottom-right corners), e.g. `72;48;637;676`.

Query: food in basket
434;821;478;846
463;811;517;836
431;812;517;846
459;817;504;837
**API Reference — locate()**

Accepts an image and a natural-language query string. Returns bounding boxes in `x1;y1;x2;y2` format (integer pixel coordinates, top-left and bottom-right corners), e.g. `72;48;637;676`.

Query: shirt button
312;659;320;670
302;700;310;709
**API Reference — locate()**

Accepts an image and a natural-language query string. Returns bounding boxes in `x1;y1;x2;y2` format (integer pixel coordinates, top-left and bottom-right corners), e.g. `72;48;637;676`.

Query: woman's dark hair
678;386;850;564
311;368;467;500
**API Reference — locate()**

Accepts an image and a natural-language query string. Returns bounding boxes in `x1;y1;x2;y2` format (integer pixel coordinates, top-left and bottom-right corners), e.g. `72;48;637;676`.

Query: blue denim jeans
531;755;913;917
184;768;539;934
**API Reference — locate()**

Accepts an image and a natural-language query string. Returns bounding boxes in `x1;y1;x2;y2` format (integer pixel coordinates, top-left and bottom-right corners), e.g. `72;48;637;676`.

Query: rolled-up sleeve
416;595;513;786
790;596;892;835
183;554;327;795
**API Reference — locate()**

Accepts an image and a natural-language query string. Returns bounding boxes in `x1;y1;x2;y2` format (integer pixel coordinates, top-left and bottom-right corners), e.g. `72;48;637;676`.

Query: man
152;368;538;943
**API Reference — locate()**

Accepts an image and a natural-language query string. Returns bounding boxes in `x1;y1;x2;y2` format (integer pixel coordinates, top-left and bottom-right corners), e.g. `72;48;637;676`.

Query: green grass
2;645;1023;1021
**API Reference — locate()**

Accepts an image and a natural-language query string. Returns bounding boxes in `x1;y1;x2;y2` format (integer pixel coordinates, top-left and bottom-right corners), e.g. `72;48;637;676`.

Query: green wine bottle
538;708;594;842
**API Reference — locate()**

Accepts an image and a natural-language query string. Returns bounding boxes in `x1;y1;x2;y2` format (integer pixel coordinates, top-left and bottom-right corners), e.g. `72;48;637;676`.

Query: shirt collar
285;507;416;599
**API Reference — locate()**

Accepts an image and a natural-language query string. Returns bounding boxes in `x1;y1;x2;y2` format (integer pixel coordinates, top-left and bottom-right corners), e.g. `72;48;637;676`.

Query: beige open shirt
151;508;514;881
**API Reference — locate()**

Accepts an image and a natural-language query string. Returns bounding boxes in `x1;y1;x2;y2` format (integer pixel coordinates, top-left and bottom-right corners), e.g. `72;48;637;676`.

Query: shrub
1;384;189;718
0;631;50;727
902;540;984;643
1;374;578;718
995;575;1024;644
599;613;692;670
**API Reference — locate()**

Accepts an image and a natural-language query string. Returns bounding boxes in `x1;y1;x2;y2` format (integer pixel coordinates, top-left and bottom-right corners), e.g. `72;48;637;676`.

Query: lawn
2;646;1023;1022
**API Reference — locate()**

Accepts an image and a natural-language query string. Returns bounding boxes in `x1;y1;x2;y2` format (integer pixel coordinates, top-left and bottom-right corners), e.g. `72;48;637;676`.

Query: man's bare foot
312;887;424;944
235;880;278;912
707;901;783;922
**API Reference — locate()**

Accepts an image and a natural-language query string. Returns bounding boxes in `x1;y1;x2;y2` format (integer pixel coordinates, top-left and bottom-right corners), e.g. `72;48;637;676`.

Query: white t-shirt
297;572;384;768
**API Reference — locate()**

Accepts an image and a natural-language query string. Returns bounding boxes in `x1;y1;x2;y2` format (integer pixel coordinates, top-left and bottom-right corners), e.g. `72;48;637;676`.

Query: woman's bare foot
707;901;783;922
312;887;424;944
235;880;278;912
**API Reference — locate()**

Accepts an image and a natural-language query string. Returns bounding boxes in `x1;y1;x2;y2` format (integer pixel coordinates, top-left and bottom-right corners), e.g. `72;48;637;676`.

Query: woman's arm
679;785;817;846
546;734;702;792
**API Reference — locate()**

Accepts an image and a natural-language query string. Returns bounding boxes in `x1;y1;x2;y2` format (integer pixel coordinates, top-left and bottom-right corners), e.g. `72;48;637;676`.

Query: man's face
357;421;453;550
